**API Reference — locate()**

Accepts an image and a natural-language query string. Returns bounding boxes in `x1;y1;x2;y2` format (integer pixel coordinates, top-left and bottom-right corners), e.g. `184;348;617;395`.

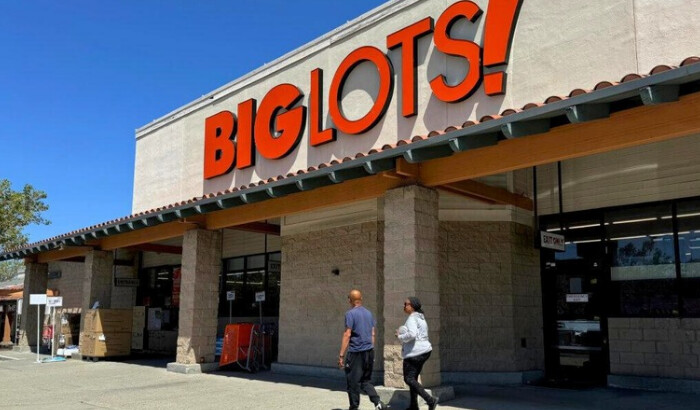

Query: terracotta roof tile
569;88;589;97
594;81;616;90
545;96;565;104
650;65;673;75
621;73;643;82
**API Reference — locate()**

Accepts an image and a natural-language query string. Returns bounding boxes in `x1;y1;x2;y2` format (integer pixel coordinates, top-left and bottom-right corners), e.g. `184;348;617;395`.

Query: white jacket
397;312;432;359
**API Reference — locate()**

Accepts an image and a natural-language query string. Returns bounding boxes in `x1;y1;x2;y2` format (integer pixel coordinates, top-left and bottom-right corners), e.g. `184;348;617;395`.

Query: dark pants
403;351;434;409
345;349;380;409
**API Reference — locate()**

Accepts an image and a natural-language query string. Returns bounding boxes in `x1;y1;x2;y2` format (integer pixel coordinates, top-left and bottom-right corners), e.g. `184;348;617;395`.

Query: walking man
338;289;387;410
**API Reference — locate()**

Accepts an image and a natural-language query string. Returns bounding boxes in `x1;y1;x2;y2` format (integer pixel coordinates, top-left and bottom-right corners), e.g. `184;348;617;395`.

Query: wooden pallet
80;355;128;362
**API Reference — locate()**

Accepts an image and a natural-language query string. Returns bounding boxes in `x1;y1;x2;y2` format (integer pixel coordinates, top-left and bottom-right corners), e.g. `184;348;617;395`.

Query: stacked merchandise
59;312;81;346
81;309;133;358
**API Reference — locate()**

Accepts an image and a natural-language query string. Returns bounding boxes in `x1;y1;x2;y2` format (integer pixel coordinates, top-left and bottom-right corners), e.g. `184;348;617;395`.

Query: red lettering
309;68;336;146
255;83;306;159
236;99;256;169
482;0;523;95
430;1;482;103
386;17;433;117
203;111;236;179
329;46;394;135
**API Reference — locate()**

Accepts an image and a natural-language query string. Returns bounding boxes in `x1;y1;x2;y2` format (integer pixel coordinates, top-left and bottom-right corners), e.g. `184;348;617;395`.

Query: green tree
0;179;50;281
0;260;23;283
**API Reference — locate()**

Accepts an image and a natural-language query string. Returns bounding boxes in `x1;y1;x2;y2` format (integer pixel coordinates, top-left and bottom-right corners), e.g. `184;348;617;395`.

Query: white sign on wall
46;296;63;307
566;294;589;303
29;294;47;305
255;291;266;302
541;231;566;251
226;291;236;301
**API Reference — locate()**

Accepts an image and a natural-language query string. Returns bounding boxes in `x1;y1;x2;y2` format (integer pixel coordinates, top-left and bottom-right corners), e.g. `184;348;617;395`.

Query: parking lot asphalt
1;350;698;409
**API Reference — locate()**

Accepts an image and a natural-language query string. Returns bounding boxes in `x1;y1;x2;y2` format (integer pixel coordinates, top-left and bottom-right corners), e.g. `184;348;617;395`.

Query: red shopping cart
219;323;261;372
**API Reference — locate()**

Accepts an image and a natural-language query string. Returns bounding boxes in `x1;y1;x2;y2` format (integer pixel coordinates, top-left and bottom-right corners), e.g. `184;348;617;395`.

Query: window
540;197;700;318
219;252;281;317
606;204;677;316
678;199;700;316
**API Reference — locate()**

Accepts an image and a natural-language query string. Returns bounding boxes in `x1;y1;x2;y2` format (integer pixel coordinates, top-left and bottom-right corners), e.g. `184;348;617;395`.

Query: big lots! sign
204;0;522;180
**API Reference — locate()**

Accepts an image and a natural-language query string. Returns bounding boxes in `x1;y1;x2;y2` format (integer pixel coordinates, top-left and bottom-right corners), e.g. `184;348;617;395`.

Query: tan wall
439;221;542;372
609;318;700;380
132;0;700;213
278;221;383;369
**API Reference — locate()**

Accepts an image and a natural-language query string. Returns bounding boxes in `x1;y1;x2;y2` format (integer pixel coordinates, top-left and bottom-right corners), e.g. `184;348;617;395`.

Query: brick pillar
175;229;221;366
18;262;48;350
80;250;114;344
382;185;441;388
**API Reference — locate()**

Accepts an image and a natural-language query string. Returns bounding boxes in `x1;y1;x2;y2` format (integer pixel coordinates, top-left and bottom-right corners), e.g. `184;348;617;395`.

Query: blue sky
0;0;385;244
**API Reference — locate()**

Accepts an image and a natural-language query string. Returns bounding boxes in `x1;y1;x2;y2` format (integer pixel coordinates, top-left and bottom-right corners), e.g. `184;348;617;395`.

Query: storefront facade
4;0;700;393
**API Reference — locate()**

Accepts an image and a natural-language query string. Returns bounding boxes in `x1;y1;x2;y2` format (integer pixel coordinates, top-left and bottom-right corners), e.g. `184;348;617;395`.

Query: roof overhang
4;60;700;262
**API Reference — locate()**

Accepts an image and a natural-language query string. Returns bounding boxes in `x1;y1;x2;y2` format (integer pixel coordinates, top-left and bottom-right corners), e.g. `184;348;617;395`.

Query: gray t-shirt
345;306;375;352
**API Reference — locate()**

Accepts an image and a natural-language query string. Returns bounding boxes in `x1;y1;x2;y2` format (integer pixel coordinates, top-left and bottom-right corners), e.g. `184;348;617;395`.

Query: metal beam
565;104;610;123
403;144;454;163
329;167;370;183
640;85;680;105
449;133;499;152
296;176;334;191
501;119;551;138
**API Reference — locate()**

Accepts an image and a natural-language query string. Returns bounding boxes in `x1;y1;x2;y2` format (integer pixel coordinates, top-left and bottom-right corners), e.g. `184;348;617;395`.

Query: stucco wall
278;221;383;369
132;0;700;213
609;318;700;380
439;221;542;372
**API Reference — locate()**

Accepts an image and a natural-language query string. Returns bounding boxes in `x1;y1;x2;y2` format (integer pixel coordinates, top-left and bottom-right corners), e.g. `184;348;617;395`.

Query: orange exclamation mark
482;0;523;96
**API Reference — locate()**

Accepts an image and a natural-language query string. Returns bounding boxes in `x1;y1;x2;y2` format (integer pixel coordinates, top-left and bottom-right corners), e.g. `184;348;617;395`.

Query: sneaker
375;401;387;410
427;396;439;410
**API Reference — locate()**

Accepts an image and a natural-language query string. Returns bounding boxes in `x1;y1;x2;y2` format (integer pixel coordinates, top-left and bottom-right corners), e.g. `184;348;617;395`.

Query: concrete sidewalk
0;350;696;409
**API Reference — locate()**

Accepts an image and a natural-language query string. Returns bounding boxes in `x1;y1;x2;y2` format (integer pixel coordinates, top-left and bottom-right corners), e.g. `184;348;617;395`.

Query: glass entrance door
541;214;608;386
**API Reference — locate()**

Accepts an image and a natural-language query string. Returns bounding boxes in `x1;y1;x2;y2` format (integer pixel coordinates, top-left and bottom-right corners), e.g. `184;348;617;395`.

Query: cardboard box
132;306;146;332
84;309;133;333
81;331;131;357
131;331;144;350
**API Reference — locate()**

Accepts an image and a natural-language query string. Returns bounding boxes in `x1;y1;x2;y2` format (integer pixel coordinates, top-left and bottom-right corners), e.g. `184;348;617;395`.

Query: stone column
80;250;114;343
168;228;221;374
82;250;114;311
18;262;48;350
382;185;441;388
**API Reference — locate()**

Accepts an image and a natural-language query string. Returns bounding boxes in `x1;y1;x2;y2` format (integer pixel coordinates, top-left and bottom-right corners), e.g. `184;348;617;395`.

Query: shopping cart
219;323;261;372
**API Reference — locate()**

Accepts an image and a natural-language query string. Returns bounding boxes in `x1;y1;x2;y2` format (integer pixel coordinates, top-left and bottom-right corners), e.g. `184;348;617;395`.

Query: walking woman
396;297;438;410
